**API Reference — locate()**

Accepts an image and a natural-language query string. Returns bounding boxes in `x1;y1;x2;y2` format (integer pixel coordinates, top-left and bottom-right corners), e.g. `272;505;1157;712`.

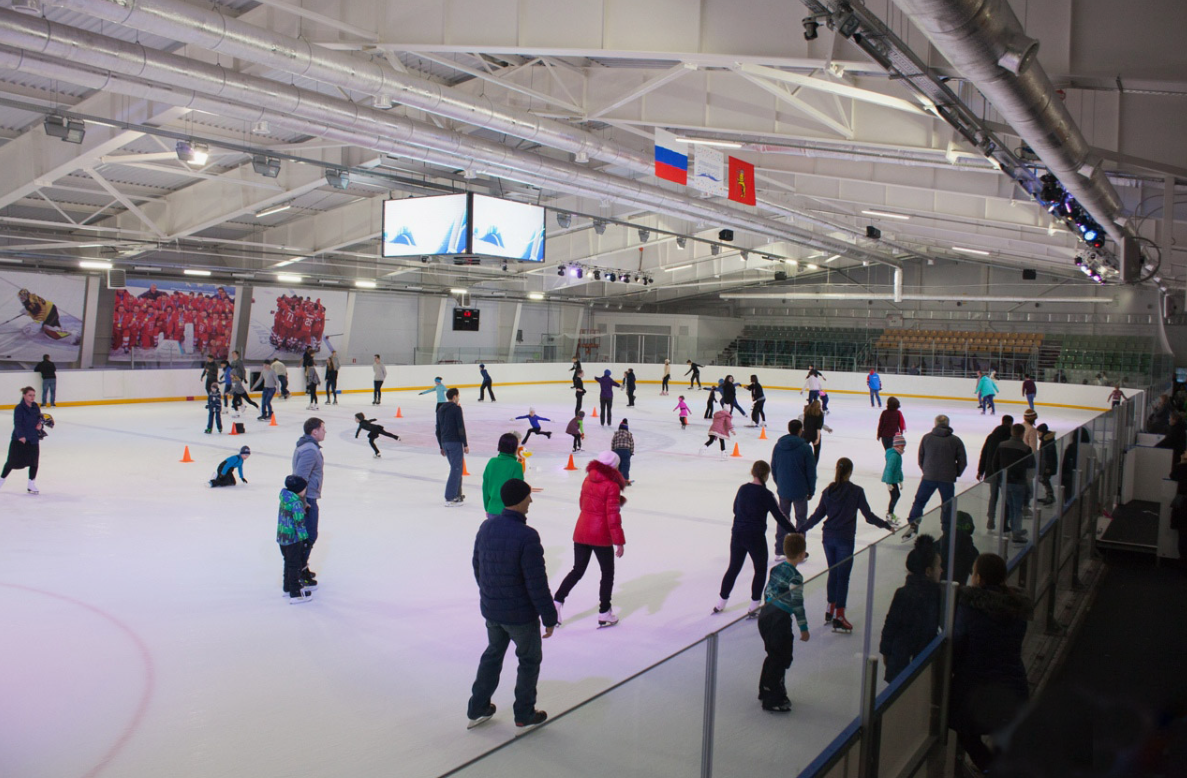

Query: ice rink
0;377;1102;777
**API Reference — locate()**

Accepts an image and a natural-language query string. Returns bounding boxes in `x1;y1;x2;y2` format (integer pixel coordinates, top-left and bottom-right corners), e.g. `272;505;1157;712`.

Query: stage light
593;220;607;236
741;251;749;260
558;266;566;276
176;140;209;165
607;272;617;282
803;17;819;40
556;212;572;228
593;270;601;280
43;115;84;144
501;263;508;272
622;274;630;283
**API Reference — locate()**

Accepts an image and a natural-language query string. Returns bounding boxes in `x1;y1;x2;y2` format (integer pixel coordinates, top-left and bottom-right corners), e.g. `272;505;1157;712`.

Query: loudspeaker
865;226;881;240
774;271;788;281
718;229;734;242
1022;269;1037;280
1121;236;1142;284
107;268;127;289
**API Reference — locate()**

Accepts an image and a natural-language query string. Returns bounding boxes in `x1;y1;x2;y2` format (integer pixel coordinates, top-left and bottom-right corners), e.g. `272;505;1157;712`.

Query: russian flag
654;129;688;185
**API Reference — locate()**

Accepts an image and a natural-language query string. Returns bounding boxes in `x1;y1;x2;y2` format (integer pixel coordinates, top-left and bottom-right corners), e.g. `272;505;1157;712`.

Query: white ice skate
553;600;564;626
746;600;762;619
597;610;619;628
27;480;38;495
712;597;728;614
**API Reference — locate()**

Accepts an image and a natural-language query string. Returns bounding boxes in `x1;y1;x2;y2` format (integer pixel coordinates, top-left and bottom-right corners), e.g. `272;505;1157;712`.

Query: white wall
344;291;419;365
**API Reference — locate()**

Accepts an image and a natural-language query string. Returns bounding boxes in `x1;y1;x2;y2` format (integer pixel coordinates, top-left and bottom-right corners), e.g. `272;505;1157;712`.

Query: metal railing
439;395;1143;778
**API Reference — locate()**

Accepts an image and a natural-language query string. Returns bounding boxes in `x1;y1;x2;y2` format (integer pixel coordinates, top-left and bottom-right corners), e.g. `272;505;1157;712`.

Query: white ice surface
0;383;1099;778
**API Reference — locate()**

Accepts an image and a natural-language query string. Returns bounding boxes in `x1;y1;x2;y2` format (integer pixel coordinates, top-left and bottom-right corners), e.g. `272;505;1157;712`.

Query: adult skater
552;451;627;628
228;350;246;381
324;350;340;405
804;369;825;405
515;409;553;445
611;419;635;485
467;478;555;731
685;359;703;389
301;346;314;371
250;361;277;421
622;368;637;407
745;375;766;427
437;388;469;506
355;412;400;458
720;375;746;416
1021;374;1036;411
200;354;220;392
569;355;582;387
292;418;326;589
0;386;42;494
273;358;290;399
991;424;1033;544
712;460;795;617
372;355;387;405
594;369;620;427
771;419;816;561
976;371;999;415
229;365;260;416
420;377;448;411
661;359;671;395
34;355;56;407
976;415;1014;529
566;412;585;452
210;445;251;487
483;433;526;519
572;369;587;416
303;364;320;411
798;457;895;631
704;407;735;458
902;415;967;540
876;396;907;450
478;364;496;402
867;369;882;408
802;399;830;463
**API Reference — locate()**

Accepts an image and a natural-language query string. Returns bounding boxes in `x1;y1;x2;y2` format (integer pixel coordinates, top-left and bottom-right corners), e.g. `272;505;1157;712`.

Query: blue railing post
700;632;718;778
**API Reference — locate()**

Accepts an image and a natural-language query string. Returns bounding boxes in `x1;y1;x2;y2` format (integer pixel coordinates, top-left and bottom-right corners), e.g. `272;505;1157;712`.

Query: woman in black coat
880;535;942;683
949;553;1033;772
1;386;43;494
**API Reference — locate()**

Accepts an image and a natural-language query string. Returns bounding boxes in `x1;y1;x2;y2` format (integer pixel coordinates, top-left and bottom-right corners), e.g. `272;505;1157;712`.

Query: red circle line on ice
0;582;156;778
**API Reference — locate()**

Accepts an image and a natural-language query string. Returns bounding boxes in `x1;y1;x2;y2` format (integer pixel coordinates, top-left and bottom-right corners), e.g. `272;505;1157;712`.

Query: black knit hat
500;478;532;507
285;475;308;493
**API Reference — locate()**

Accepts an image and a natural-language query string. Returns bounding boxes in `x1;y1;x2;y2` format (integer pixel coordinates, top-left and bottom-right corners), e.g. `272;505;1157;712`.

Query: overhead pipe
49;0;652;173
0;23;899;266
890;0;1131;245
719;291;1113;303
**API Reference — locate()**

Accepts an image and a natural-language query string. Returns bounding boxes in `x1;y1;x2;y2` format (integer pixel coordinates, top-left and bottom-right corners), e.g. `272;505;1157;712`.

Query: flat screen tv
381;194;469;258
470;194;546;262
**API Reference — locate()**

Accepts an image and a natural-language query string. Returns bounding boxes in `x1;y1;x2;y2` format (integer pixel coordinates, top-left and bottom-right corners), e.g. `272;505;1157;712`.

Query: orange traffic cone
396;407;403;418
759;426;768;440
463;459;471;476
590;407;597;418
731;442;742;458
269;413;278;427
564;454;579;471
229;425;237;435
180;446;194;463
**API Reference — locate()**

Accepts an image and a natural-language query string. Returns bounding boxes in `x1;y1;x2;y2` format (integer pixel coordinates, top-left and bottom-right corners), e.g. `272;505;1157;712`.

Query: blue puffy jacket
770;434;816;501
472;509;558;627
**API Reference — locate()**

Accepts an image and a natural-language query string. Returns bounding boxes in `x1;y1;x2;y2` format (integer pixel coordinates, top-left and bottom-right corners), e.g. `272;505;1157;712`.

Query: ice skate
885;512;900;527
746;600;762;619
762;699;792;713
900;523;918;542
444;497;464;507
712;597;728;614
373;452;382;459
597;609;619;628
824;603;835;626
719;450;728;460
832;608;853;633
467;704;496;730
514;710;547;731
204;428;212;434
772;554;785;565
287;589;313;604
0;476;5;491
553;600;564;626
27;480;38;495
986;516;996;531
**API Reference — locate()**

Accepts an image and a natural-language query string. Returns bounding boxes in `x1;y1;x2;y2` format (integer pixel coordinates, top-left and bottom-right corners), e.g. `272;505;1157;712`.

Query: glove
241;478;249;483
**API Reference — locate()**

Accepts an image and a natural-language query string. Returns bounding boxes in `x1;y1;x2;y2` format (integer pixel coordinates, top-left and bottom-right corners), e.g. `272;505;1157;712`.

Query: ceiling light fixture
806;263;820;270
952;246;991;256
255;203;292;218
664;264;694;272
175;140;209;166
79;260;112;270
593;220;607;236
710;244;720;256
43;115;85;144
252;154;281;178
354;280;378;288
276;273;303;283
325;169;349;189
676;236;687;249
674;137;744;148
450;288;467;295
825;254;841;263
862;210;910;220
556;212;572;228
528;292;545;300
638;228;650;242
183;269;212;277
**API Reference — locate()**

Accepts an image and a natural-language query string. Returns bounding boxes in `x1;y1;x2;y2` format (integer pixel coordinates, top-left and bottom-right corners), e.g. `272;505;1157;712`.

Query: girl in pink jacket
673;395;691;428
704;408;734;457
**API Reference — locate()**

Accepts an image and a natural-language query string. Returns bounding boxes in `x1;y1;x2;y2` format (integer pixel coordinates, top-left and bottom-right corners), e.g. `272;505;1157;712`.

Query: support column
79;274;100;369
507;302;522;362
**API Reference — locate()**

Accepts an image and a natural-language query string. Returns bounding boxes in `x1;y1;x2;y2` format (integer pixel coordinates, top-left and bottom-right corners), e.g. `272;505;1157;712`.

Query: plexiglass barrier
444;399;1140;778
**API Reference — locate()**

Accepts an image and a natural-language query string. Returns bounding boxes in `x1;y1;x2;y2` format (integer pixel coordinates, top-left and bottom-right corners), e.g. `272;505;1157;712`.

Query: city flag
728;156;756;206
654;129;688;185
692;145;727;197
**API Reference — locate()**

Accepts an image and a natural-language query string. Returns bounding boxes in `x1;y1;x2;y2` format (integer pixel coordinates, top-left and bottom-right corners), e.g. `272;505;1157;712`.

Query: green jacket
482;452;524;514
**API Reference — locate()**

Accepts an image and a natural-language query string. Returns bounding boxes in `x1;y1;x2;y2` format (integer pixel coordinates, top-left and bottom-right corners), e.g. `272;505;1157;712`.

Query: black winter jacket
977;423;1012;478
879;573;942;682
435;401;467;446
951;584;1032;720
938;530;979;586
472;509;558;628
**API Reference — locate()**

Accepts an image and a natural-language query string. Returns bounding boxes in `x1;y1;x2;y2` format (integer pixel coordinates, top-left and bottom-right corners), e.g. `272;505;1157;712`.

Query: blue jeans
41;378;56;406
614;448;632;481
1026;393;1035;411
822;536;856;608
206;408;222;432
301;498;319;571
467;619;542;723
1005;483;1026;535
982;394;996;414
442;442;465;500
870;388;881;407
260;387;275;418
808;390;820;405
775;496;808;557
907;479;956;531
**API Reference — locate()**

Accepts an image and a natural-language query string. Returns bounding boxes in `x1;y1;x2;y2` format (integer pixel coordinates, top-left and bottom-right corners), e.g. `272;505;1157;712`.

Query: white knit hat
596;450;621;468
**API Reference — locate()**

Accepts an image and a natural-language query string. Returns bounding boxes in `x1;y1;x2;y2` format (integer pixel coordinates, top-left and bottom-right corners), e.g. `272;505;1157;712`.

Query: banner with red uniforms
109;279;237;362
245;286;347;360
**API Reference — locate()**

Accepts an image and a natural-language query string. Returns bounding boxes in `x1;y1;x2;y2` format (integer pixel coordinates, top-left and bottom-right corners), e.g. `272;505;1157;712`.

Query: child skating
703;385;718;419
277;474;313;603
704;407;734;458
210;445;250;487
882;434;906;525
355;412;400;458
757;533;810;713
204;384;223;434
674;395;691;428
514;409;553;444
566;411;585;452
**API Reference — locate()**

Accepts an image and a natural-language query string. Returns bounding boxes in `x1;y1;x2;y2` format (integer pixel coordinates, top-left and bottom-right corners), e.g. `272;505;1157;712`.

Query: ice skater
720;375;746;416
569;355;582;387
565;411;585;452
573;369;587;416
552;451;627;628
661;359;671;395
594;369;620;427
704;407;734;458
801;399;831;464
1021;374;1036;411
803;367;825;405
210;445;251;487
745;375;765;427
324;350;340;405
436;388;468;507
481;433;525;519
611;420;635;485
868;369;883;408
273;358;290;399
250;361;277;421
622;368;637;407
204;383;223;434
713;460;795;618
703;385;718;419
798;457;895;631
34;355;56;407
478;364;496;402
674;395;691;428
756;533;810;713
277;475;313;603
976;371;999;415
372;355;387;405
883;434;906;524
355;412;400;457
304;364;321;410
229;364;260;416
420;377;448;411
515;409;553;444
685;359;702;389
0;386;42;494
819;389;830;416
876;396;906;450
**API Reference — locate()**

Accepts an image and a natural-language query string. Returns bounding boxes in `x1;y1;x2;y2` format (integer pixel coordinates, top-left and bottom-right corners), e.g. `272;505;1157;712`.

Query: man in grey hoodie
903;415;967;540
292;417;326;586
770;419;817;560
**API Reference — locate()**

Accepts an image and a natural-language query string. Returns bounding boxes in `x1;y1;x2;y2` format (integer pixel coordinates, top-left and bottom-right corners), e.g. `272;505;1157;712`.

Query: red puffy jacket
572;460;627;546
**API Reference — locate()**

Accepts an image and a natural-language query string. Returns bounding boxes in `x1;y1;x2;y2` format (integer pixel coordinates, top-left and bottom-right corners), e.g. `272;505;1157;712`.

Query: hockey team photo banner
110;279;237;362
245;286;348;361
0;269;85;362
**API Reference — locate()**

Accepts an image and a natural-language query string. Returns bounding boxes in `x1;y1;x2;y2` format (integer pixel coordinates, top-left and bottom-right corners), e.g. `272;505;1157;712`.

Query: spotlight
711;244;720;256
607;272;617;282
43;115;84;144
622;274;630;283
1039;173;1063;204
325;169;349;189
593;220;608;236
501;263;508;272
576;268;583;279
556;212;572;228
638;228;650;242
176;140;209;165
558;266;566;276
802;17;819;40
252;154;281;178
593;270;601;280
676;236;687;249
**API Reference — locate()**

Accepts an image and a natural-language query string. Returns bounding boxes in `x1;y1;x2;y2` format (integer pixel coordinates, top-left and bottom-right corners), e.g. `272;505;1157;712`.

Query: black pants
887;484;901;515
720;531;768;601
599;397;612;426
480;379;495;401
571;433;582;451
751;399;766;424
662;375;670;392
704;402;714;419
689;372;701;388
523;428;550;444
366;428;399;454
880;436;894;450
233;390;259;410
280;542;305;594
307;387;318;405
2;440;39;479
301;499;319;574
705;435;726;450
324;372;337;402
210;469;237;487
757;606;794;706
373;380;383;403
626;388;635;406
574;390;584;415
554;543;615;613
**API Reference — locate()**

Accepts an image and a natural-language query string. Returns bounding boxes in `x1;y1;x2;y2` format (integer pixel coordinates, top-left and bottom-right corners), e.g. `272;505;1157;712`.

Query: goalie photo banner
0;269;85;362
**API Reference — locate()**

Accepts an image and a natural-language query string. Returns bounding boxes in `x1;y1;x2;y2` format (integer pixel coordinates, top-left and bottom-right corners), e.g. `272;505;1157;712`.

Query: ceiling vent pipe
891;0;1132;244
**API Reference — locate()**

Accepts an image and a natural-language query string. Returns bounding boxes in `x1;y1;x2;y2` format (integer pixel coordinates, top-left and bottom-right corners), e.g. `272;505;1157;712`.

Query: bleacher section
875;328;1042;354
722;325;880;370
1054;333;1153;377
